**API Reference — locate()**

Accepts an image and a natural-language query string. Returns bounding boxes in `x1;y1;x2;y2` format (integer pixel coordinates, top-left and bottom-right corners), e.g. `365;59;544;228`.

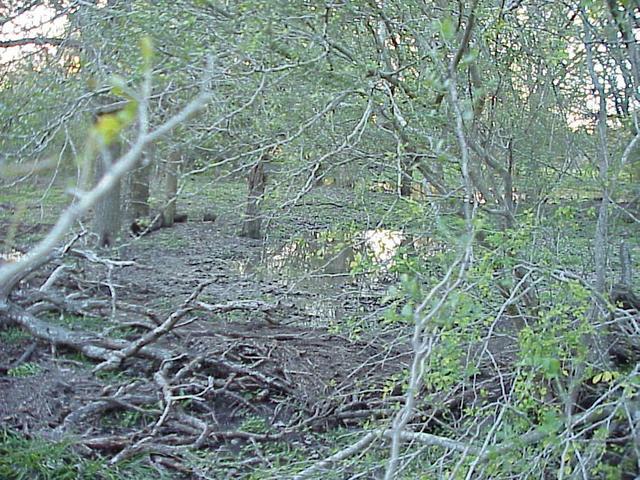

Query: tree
0;1;638;478
161;150;181;228
240;154;268;239
128;146;153;220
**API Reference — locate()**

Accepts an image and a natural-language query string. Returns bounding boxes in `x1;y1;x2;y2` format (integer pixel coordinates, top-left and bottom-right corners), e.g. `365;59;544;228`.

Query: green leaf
439;17;456;41
541;357;561;377
461;48;478;65
140;36;154;67
540;410;561;434
94;114;122;144
117;101;138;125
94;101;136;145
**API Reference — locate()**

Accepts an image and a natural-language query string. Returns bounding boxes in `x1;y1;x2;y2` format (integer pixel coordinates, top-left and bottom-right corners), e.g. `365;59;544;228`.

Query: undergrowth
0;430;161;480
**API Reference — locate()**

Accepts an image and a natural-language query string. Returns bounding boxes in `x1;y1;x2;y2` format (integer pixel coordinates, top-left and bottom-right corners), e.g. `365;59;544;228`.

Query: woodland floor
0;182;425;479
2;178;637;479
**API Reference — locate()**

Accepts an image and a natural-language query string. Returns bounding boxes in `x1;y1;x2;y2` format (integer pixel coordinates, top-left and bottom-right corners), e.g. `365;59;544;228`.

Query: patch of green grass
94;368;130;382
134;228;188;249
0;182;69;225
62;351;92;365
182;176;246;217
188;177;245;203
51;313;104;333
100;409;156;429
0;429;162;480
7;362;42;378
239;415;270;434
0;327;30;344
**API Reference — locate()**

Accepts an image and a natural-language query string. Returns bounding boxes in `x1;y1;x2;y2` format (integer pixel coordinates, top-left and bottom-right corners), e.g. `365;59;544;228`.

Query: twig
94;282;211;371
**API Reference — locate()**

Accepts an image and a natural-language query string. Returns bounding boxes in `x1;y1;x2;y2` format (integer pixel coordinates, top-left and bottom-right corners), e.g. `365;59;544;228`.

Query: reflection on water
246;228;447;327
263;228;445;277
265;228;408;277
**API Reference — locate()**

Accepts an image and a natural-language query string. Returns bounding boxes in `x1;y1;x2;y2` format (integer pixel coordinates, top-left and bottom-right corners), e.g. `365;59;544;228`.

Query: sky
0;5;67;65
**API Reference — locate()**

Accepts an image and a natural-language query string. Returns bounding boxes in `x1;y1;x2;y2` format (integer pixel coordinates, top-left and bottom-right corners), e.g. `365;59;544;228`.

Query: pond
245;228;446;327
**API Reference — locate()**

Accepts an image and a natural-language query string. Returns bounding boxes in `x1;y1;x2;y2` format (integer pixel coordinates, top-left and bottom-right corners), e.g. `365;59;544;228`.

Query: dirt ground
0;211;412;473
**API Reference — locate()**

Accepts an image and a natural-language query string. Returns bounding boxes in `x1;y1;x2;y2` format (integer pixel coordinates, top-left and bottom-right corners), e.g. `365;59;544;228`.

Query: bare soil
0;212;411;474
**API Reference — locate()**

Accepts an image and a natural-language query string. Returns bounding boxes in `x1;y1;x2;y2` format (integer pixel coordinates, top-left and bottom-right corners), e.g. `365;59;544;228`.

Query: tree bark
93;140;122;247
584;21;610;296
128;145;153;220
240;160;267;239
162;151;181;228
399;155;413;197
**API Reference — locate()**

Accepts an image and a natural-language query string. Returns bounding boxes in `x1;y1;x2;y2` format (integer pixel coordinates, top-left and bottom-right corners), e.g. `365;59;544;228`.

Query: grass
100;408;156;429
7;362;42;378
0;429;163;480
0;327;30;344
139;230;189;249
180;176;246;220
0;181;69;224
51;313;104;333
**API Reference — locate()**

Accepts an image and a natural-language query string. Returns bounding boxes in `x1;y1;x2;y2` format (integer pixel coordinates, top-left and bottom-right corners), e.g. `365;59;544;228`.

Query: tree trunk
240;161;267;239
399;154;413;197
128;146;153;220
93;141;122;247
584;23;610;296
162;151;181;228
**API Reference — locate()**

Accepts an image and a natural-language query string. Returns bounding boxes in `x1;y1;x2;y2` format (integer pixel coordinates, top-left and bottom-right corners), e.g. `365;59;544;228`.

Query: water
252;229;409;326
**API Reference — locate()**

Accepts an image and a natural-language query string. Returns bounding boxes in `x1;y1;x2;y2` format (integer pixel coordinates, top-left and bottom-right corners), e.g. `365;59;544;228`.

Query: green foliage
328;313;372;340
239;415;270;434
0;430;159;480
2;1;639;478
437;17;456;42
93;96;137;146
0;327;30;344
8;362;42;378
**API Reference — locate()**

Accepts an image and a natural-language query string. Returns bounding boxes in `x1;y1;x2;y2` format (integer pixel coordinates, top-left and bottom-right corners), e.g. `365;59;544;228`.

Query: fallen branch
12;342;37;369
61;394;159;432
196;299;287;314
206;356;294;394
292;431;379;480
293;426;549;479
0;302;170;362
94;282;211;371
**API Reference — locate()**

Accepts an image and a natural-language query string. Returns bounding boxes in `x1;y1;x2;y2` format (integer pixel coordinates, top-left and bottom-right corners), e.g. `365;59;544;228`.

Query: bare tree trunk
240;160;267;239
399;154;413;197
503;138;516;229
162;151;181;228
620;241;632;287
128;146;153;220
584;22;610;296
93;140;122;247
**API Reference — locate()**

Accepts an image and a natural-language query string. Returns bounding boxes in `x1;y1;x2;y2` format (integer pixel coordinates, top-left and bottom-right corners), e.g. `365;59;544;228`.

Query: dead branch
196;299;287;314
61;394;159;432
205;357;294;395
0;302;170;362
94;282;211;372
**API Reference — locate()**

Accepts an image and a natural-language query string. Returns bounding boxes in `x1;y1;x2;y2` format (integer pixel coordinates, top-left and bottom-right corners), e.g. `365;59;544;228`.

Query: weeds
7;362;42;378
